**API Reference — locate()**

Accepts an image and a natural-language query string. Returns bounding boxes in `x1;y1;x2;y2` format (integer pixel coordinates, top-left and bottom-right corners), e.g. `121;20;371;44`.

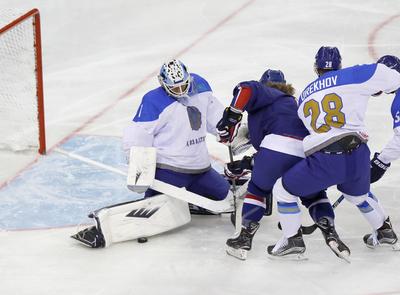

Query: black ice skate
226;221;260;260
363;217;400;251
71;226;105;248
267;228;306;260
317;217;351;263
188;203;220;215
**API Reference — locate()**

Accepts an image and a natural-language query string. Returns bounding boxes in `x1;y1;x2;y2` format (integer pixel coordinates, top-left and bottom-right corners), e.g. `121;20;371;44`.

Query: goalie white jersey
297;63;400;155
123;73;224;172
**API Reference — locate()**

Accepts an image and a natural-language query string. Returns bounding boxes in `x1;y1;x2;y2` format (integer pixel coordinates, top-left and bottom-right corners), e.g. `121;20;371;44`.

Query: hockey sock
242;193;266;227
345;192;387;230
277;201;301;238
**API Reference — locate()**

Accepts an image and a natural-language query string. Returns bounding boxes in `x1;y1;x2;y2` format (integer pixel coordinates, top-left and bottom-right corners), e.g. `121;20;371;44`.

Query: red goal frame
0;8;46;155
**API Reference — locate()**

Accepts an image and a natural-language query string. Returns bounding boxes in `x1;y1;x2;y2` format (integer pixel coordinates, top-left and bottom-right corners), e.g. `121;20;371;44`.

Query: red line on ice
0;0;255;229
367;14;400;61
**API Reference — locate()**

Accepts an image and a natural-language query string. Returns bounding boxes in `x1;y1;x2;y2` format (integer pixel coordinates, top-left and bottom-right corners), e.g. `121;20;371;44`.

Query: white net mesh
0;9;40;152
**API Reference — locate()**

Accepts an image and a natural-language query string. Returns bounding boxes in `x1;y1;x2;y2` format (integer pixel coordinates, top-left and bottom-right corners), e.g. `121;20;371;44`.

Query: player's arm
205;93;225;135
122;122;154;153
122;95;163;159
367;63;400;95
378;128;400;162
224;154;254;179
230;83;254;112
371;93;400;183
371;129;400;184
216;82;256;143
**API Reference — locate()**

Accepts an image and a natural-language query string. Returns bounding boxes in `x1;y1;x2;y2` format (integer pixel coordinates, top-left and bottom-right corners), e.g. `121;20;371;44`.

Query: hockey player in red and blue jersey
216;69;348;260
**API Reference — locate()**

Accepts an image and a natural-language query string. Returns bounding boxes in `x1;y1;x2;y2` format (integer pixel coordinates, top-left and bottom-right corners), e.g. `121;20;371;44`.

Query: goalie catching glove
216;107;243;144
224;155;254;179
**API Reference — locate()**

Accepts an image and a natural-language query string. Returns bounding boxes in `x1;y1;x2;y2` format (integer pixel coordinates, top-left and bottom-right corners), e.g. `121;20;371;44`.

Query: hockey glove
370;152;391;183
224;155;253;179
216;107;243;144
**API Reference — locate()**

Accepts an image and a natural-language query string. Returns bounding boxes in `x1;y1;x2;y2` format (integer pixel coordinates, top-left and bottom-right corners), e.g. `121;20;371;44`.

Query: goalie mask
158;59;191;99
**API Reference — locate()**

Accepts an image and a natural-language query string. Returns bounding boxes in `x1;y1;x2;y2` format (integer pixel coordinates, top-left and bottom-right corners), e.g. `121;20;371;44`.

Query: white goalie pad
93;194;191;247
127;146;157;193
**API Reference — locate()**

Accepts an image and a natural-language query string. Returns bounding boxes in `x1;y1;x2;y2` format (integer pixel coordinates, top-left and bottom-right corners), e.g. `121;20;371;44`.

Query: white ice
1;0;400;294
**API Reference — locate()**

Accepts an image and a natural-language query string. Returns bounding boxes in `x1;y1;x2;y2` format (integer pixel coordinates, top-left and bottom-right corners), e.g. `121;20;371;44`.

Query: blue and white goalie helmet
158;59;191;98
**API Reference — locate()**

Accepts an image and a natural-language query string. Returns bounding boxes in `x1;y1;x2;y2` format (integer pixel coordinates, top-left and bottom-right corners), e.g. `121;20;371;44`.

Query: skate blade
390;242;400;251
226;246;247;260
328;241;351;264
365;241;400;251
267;252;308;261
71;234;93;248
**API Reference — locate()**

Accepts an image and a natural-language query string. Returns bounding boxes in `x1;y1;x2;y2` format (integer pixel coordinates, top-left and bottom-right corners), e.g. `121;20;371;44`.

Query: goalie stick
55;147;232;213
278;194;345;235
228;145;243;235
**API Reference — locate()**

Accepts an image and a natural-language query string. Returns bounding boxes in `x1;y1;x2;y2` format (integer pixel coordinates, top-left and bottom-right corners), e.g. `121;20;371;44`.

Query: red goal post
0;8;46;155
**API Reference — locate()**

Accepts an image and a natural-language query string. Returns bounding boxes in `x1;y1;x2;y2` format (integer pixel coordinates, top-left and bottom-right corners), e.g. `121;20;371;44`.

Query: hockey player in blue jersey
216;69;348;260
370;55;400;183
266;47;400;259
122;59;231;203
72;59;233;248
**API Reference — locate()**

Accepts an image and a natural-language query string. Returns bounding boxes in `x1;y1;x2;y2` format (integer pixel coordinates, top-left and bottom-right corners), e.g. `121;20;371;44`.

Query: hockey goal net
0;9;46;155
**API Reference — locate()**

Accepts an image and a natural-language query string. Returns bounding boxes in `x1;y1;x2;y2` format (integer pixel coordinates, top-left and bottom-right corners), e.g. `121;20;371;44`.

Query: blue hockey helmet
259;69;286;84
158;59;191;98
377;55;400;73
314;46;342;74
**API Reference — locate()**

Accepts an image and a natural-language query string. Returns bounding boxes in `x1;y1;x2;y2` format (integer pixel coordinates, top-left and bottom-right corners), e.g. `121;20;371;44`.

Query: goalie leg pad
80;194;191;247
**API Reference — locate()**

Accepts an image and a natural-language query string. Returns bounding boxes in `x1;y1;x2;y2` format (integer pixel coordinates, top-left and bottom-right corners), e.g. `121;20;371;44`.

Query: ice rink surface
1;0;400;294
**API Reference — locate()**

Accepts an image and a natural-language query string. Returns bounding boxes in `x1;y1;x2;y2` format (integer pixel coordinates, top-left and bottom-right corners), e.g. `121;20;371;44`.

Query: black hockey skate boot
363;217;400;250
267;228;306;260
188;203;220;215
316;217;351;263
71;226;105;248
226;221;260;260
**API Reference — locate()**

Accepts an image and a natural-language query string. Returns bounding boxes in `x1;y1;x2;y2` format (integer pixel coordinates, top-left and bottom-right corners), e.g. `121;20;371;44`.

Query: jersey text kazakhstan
300;75;338;103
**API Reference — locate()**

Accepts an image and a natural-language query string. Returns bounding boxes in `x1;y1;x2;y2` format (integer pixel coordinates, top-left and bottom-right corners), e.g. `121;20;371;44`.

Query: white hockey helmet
158;59;191;98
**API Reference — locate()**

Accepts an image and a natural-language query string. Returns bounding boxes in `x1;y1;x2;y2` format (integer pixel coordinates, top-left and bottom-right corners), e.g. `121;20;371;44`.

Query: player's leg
186;168;231;200
300;190;334;224
300;191;350;261
268;152;349;259
185;168;233;215
338;145;399;249
73;168;194;248
226;148;303;260
144;167;192;198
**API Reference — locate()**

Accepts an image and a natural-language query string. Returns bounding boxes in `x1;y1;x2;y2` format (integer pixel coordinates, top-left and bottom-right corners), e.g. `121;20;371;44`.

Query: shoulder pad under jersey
133;87;175;122
189;73;212;95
